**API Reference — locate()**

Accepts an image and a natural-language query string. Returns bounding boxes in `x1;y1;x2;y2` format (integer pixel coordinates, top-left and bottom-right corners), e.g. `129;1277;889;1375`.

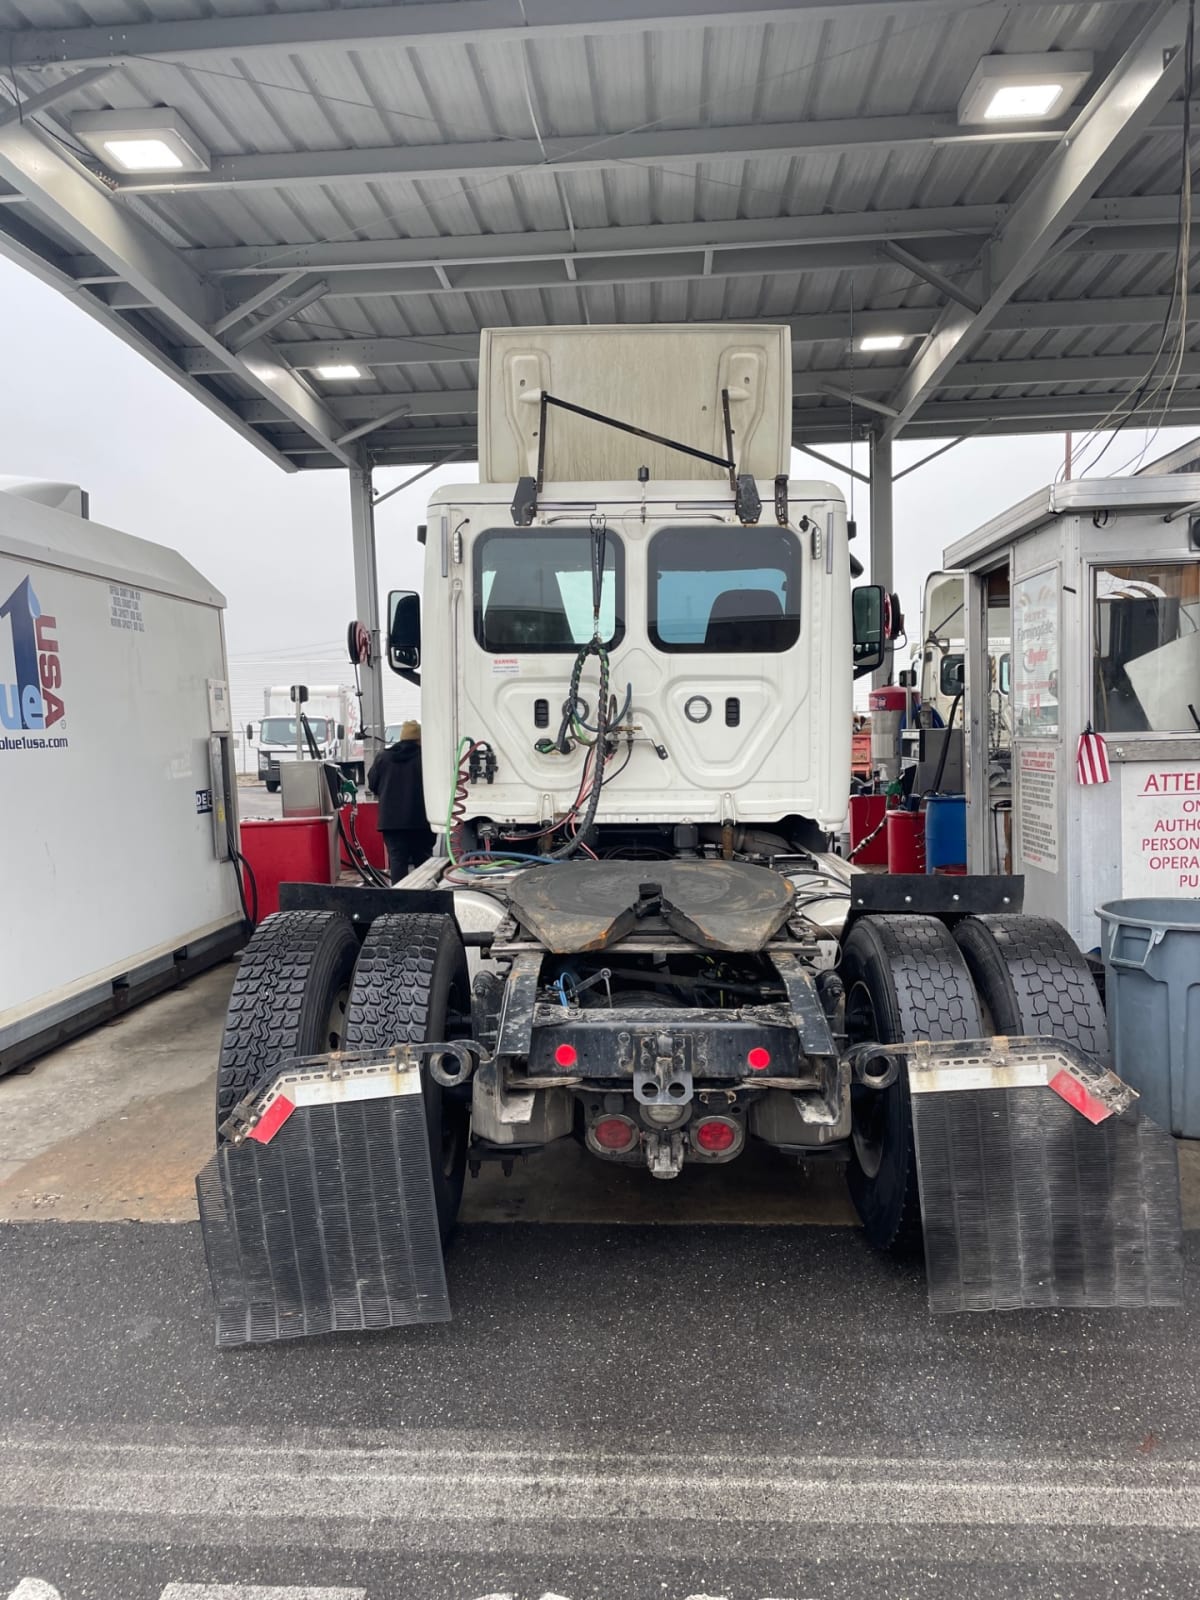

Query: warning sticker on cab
491;657;520;676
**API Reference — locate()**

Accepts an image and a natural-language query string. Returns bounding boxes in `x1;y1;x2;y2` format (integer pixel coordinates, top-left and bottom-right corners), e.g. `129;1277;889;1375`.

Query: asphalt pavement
4;796;1200;1600
2;1218;1200;1600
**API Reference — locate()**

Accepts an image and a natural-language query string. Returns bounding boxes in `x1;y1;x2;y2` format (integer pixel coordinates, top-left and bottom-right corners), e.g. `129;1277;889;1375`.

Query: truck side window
939;654;964;697
648;525;801;653
1092;562;1200;733
474;529;624;653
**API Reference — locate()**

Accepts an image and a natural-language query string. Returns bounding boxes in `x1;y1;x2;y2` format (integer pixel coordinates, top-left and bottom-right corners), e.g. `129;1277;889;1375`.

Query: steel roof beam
137;195;1176;280
0;119;355;464
240;352;1200;425
111;103;1197;198
0;65;115;127
109;115;1076;196
175;295;1183;376
209;269;305;337
1;0;1118;70
795;388;1200;435
883;0;1191;439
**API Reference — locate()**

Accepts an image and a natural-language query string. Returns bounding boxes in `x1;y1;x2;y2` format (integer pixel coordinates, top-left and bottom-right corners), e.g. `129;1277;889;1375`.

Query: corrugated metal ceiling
0;0;1193;468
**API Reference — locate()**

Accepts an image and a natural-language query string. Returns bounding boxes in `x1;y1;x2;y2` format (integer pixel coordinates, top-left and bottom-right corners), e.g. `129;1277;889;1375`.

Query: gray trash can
1098;898;1200;1138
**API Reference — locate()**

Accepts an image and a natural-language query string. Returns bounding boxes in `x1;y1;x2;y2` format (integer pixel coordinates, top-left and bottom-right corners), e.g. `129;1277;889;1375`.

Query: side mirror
336;723;345;741
852;584;886;678
999;654;1011;695
245;724;254;742
388;590;421;674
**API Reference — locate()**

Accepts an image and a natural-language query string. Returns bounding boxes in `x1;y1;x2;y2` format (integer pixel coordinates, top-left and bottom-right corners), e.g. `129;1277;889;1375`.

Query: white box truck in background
250;683;361;789
0;481;244;1072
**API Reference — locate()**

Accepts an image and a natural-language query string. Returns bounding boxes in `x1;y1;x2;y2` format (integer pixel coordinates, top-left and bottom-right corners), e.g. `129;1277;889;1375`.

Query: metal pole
964;570;990;872
869;430;894;687
349;465;386;775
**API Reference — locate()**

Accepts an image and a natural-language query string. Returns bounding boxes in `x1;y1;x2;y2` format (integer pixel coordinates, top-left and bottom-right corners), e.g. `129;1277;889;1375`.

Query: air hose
542;516;612;860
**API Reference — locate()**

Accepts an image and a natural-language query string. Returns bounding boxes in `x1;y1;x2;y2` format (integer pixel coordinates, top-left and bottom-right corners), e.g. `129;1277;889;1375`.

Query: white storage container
0;484;243;1069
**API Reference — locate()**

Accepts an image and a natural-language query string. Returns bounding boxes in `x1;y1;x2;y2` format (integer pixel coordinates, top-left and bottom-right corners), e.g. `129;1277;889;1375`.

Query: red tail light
554;1042;578;1067
592;1115;638;1153
747;1046;771;1071
694;1117;738;1153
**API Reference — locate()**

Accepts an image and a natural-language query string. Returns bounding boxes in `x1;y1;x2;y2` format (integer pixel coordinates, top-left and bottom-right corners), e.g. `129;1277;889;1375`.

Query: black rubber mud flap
910;1066;1183;1314
197;1084;451;1347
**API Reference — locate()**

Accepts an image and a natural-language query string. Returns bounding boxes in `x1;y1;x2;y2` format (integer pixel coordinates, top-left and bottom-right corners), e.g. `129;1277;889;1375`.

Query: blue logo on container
0;574;67;744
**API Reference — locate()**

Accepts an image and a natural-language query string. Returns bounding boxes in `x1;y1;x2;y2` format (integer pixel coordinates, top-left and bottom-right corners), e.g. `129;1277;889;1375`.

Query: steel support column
869;432;894;687
349;466;386;771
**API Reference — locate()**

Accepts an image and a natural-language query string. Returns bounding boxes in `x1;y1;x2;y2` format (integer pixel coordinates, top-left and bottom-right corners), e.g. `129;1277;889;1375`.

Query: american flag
1076;725;1111;786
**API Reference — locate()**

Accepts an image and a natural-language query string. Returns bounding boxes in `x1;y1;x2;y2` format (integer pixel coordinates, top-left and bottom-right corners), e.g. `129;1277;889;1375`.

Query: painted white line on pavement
159;1589;365;1599
2;1435;1200;1533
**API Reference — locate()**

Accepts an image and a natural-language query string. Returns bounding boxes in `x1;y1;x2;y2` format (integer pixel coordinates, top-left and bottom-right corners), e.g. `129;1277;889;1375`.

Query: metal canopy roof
0;0;1193;473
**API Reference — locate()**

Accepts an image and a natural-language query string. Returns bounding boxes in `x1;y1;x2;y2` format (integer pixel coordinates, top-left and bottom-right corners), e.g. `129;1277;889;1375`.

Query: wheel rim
846;978;887;1180
324;982;350;1052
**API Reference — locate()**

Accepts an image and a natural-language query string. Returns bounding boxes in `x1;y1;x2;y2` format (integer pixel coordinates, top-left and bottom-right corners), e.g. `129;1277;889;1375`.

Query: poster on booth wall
1122;763;1200;896
1011;568;1060;738
1018;745;1059;871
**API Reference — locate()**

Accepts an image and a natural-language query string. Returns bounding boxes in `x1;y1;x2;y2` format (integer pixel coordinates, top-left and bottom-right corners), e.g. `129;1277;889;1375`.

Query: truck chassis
198;859;1183;1345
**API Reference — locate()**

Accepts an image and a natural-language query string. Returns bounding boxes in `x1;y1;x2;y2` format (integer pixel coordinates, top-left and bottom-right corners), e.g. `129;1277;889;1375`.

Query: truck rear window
649;525;801;653
474;529;624;653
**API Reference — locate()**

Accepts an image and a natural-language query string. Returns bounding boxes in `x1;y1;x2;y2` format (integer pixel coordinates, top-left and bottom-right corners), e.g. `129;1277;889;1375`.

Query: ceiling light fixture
314;364;363;380
859;333;907;352
72;108;212;174
957;52;1093;127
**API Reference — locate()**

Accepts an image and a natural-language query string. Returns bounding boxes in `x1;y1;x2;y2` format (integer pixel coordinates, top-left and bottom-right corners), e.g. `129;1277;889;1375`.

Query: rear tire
265;780;279;793
216;910;359;1134
345;913;471;1246
841;914;983;1253
953;914;1110;1064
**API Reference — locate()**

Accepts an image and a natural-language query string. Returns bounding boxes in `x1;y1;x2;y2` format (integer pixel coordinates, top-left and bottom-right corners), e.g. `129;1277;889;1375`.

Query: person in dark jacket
368;720;434;883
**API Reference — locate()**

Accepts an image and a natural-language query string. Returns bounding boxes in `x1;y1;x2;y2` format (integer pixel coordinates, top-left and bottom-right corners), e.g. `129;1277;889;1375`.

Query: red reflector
1049;1068;1114;1125
747;1046;771;1071
554;1042;578;1067
694;1118;737;1153
593;1116;637;1152
247;1094;295;1144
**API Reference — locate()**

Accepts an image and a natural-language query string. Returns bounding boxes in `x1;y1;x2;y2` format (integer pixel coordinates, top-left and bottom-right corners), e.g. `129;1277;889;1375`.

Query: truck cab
387;324;859;845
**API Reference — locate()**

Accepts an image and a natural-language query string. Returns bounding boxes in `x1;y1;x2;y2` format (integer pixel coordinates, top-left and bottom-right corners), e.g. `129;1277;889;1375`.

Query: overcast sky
1;253;1194;726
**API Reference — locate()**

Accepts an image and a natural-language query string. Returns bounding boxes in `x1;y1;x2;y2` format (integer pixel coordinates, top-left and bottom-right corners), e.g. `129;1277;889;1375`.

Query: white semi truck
198;324;1181;1345
250;683;360;789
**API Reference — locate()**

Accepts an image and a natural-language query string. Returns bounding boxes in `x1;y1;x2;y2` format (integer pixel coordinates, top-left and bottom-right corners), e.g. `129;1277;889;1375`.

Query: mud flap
904;1038;1184;1312
196;1051;453;1346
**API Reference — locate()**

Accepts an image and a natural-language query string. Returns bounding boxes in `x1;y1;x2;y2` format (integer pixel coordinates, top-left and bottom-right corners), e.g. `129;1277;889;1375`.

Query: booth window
1092;562;1200;733
649;525;800;653
474;529;624;653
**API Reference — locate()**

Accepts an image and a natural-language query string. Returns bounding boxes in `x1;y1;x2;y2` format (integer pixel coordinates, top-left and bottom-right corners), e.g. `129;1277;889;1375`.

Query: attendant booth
944;478;1200;953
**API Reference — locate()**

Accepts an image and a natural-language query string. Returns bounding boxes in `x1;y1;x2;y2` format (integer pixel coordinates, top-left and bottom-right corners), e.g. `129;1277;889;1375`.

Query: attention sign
1121;763;1200;895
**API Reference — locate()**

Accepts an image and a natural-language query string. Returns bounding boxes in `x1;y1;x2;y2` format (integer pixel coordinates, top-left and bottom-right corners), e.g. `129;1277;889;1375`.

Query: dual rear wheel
843;913;1109;1253
216;909;470;1246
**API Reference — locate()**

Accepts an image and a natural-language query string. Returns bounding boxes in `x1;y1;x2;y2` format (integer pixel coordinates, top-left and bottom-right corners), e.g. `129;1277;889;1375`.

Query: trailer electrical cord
226;819;259;928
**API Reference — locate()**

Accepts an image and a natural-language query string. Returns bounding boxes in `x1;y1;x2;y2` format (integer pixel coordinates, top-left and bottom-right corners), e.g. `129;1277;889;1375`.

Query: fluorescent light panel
957;52;1092;127
859;333;907;352
984;83;1063;120
314;364;363;380
72;107;211;174
103;138;185;172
